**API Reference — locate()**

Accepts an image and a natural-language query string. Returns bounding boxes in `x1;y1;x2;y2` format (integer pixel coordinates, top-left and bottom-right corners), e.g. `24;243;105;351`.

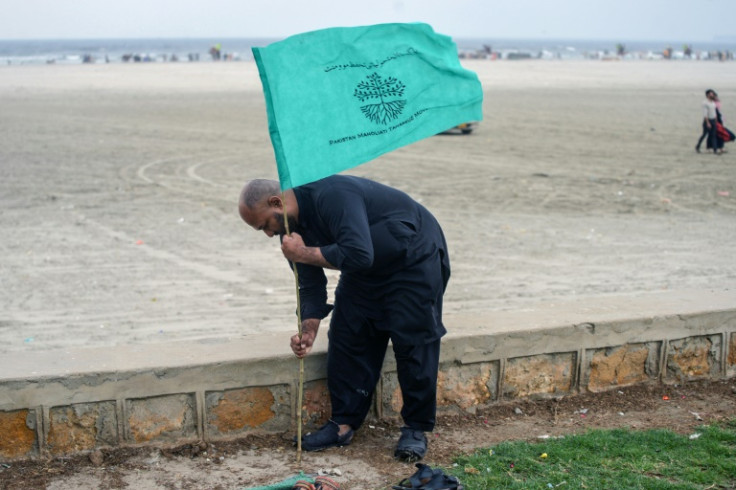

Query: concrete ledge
1;290;734;460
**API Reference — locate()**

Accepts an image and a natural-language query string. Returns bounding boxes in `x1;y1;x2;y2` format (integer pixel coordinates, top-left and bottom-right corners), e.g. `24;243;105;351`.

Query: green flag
252;23;483;190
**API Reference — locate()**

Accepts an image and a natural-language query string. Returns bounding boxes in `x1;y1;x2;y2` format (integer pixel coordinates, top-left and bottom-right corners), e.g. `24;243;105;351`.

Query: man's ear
267;195;283;209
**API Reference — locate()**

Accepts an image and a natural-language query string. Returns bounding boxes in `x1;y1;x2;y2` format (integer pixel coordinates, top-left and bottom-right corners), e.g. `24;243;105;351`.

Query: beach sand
1;60;735;355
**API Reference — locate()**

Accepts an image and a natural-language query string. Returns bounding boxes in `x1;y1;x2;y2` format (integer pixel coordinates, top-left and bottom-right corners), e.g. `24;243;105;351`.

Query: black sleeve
316;187;374;272
294;261;333;320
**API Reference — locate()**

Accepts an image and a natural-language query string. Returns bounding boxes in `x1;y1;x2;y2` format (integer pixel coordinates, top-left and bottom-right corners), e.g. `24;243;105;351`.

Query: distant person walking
696;89;721;154
712;92;735;152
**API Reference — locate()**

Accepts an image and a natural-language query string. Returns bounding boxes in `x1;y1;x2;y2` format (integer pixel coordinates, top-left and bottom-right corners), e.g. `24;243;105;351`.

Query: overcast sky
1;0;733;42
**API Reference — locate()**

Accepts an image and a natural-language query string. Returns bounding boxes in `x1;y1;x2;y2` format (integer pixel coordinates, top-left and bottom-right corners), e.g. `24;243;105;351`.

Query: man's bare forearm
295;246;337;269
282;233;337;269
301;318;321;338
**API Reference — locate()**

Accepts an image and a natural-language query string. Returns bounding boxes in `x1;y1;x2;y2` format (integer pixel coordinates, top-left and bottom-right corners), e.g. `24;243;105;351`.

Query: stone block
382;362;498;416
126;394;196;444
301;380;331;430
206;385;289;436
436;362;497;413
0;409;36;460
728;333;736;377
666;335;720;381
586;343;659;392
381;372;401;418
47;402;118;455
503;353;574;399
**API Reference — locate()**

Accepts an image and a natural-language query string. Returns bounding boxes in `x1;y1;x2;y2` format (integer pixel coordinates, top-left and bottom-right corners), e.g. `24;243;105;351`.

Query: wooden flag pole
282;193;304;463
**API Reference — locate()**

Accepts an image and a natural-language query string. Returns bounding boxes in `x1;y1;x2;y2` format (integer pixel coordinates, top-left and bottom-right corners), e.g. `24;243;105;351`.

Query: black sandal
395;427;428;462
392;463;435;489
297;420;354;452
392;463;463;490
422;472;463;490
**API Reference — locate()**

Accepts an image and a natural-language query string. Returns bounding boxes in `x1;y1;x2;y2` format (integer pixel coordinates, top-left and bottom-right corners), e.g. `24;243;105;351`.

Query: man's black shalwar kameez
291;175;450;431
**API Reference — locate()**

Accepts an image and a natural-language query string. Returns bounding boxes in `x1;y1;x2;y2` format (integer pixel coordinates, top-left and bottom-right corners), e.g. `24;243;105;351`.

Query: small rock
144;450;161;465
514;408;523;415
333;468;342;476
89;450;104;466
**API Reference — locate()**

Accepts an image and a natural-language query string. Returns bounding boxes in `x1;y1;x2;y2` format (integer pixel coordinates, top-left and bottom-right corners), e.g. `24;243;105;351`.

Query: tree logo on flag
354;72;406;125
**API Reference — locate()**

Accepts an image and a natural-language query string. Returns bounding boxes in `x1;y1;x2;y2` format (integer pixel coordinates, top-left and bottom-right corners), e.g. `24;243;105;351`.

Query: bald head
239;179;281;210
238;179;297;237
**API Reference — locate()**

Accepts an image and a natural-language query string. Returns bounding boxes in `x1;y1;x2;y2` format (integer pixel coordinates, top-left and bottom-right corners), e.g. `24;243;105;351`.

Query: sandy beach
1;59;735;355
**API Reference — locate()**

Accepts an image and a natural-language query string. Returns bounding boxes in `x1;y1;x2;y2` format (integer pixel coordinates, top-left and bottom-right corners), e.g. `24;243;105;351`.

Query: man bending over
238;175;450;461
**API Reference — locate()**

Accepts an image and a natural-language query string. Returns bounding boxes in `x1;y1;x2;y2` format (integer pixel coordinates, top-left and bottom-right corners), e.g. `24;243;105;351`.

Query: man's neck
283;189;299;223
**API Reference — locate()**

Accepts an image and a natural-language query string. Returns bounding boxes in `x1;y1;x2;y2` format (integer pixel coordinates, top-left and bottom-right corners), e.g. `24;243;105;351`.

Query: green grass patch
449;421;736;489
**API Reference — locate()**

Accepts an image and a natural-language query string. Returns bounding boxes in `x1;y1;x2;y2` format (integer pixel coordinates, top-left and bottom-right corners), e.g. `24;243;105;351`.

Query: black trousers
326;301;441;432
696;118;718;153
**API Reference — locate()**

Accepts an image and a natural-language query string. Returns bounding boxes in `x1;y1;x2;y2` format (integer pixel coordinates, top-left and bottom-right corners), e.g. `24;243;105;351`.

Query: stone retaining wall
1;294;734;461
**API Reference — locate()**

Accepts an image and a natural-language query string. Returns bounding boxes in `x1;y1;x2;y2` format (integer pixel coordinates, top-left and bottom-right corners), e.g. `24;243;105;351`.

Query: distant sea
1;37;735;65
